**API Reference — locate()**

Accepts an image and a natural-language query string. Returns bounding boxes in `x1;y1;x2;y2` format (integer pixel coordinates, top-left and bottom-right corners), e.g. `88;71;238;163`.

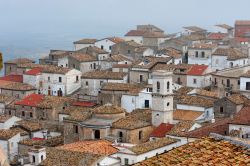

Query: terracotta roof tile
0;75;23;83
69;53;96;62
16;120;43;132
24;67;42;75
235;20;250;25
107;37;124;44
106;54;132;62
230;106;250;125
150;123;174;138
183;26;206;32
174;109;203;121
134;137;250;165
15;93;44;107
178;95;214;108
185;118;230;138
112;109;151;130
94;104;125;114
213;47;248;60
0;80;36;91
57;140;118;155
207;32;227;40
19;136;63;146
189;43;216;49
227;94;249;105
125;30;146;36
73;38;97;44
62;106;92;122
0;129;19;140
101;83;144;95
167;121;195;137
0;94;15;103
82;70;127;80
129;137;177;155
5;58;35;64
216;24;233;30
157;47;182;58
0;115;13;123
187;64;208;76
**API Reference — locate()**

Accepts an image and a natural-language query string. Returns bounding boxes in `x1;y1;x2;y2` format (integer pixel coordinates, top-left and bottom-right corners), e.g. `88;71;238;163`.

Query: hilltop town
1;21;250;165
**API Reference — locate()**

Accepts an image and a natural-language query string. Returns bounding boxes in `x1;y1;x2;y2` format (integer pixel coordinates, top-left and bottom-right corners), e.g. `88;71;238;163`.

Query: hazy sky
0;0;250;61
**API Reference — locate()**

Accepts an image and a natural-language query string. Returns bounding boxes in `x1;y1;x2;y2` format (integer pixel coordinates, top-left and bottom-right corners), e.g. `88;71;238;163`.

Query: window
93;63;96;69
22;111;25;117
124;158;129;165
167;102;170;106
73;125;78;134
30;112;33;118
101;45;104;50
157;81;160;92
139;131;143;140
76;76;79;82
230;62;233;68
48;77;50;82
90;64;93;69
73;64;76;68
32;155;35;163
59;77;62;83
177;77;181;84
139;75;143;82
214;78;217;85
86;81;89;86
41;155;44;161
220;107;224;113
128;50;131;54
100;81;103;86
9;110;11;115
167;81;170;90
246;82;250;90
109;46;112;50
238;80;240;85
195;51;198;57
226;79;230;87
222;80;224;84
145;100;149;108
201;51;205;58
193;78;197;84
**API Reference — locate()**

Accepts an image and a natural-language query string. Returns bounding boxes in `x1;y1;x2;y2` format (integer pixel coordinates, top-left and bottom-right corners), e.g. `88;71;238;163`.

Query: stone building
73;38;97;51
4;58;35;76
39;50;73;66
214;94;249;118
98;83;144;107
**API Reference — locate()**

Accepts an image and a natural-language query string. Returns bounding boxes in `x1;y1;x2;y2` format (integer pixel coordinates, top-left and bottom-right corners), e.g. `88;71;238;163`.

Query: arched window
157;81;160;92
167;81;170;90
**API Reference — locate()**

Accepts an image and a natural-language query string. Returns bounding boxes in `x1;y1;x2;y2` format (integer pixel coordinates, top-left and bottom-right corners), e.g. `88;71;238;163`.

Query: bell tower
151;69;174;126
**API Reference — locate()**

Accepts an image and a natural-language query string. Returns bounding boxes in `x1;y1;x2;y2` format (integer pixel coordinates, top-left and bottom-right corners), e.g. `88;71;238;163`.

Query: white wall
0;133;20;160
227;58;248;68
95;39;115;52
58;56;69;68
0;116;21;130
187;75;205;88
121;90;152;112
74;43;95;51
240;77;250;91
229;124;250;137
211;55;227;70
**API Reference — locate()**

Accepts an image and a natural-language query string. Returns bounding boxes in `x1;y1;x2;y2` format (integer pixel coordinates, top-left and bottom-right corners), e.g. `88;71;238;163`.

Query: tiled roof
227;94;249;105
241;70;250;78
152;63;192;74
134;137;250;166
150;123;174;138
0;74;23;83
187;64;208;76
167;121;195;137
157;47;182;58
125;30;146;36
15;93;44;107
5;58;35;64
49;50;73;59
183;34;206;41
0;80;36;91
174;109;203;121
0;115;12;123
57;140;118;155
72;101;97;107
134;47;150;53
215;24;233;30
132;57;172;69
16;120;43;132
73;38;97;44
0;129;19;140
178;95;214;108
63;106;92;122
101;83;144;95
17;63;48;69
188;89;219;99
69;53;96;62
112;64;131;68
112;109;151;130
94;104;125;114
129;137;177;155
183;26;206;32
230;106;250;125
207;32;227;40
235;20;250;26
78;46;108;54
175;87;194;95
189;43;216;49
185;118;230;138
9;127;28;136
0;94;15;103
82;70;127;80
142;31;167;38
37;96;74;109
213;47;248;60
107;54;132;62
19;136;63;147
41;65;71;74
104;37;124;44
40;147;102;166
24;67;42;75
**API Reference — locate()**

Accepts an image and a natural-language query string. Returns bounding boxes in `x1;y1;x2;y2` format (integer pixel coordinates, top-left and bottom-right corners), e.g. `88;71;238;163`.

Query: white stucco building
73;39;96;51
186;65;211;88
0;116;21;130
23;66;82;96
95;37;124;52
